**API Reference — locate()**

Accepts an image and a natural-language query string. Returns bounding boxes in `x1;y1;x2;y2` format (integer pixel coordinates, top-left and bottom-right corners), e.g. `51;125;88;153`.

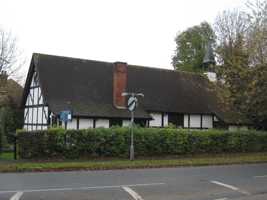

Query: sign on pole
127;96;137;111
59;110;72;130
122;92;144;161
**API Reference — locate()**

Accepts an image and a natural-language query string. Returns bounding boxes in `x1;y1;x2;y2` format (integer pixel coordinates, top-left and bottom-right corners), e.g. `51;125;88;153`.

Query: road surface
1;163;267;200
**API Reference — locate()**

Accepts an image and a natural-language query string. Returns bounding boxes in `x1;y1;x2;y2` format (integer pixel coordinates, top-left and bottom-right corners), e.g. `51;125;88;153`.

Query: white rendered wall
24;108;28;124
202;115;213;128
67;118;77;129
190;115;201;128
26;96;31;106
43;107;48;124
95;119;109;128
163;114;168;127
37;107;42;124
149;112;162;127
122;120;131;127
184;115;189;128
33;88;38;105
32;107;37;124
28;108;33;124
23;71;48;131
79;118;94;129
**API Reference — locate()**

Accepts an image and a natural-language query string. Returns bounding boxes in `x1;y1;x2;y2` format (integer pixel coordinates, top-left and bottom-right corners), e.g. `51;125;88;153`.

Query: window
168;113;183;128
110;118;122;127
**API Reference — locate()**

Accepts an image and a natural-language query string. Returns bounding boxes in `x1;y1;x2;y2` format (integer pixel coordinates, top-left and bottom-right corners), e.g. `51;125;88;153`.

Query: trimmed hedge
17;128;267;159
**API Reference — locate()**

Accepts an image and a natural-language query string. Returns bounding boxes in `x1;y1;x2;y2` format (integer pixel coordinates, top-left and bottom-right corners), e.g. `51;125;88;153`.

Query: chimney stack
113;62;127;109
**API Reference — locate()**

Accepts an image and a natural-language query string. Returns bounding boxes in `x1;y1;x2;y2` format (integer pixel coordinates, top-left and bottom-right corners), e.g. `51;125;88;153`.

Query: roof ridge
128;64;205;77
33;52;205;78
33;52;114;65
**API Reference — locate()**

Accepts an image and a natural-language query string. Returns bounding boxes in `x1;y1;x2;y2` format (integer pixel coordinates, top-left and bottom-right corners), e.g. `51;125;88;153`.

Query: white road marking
254;175;267;178
10;192;23;200
214;198;228;200
210;180;250;195
0;182;165;194
122;186;144;200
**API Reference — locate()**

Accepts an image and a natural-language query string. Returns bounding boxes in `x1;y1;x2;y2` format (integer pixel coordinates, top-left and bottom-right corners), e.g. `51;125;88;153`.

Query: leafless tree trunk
0;27;23;82
246;0;267;65
214;9;249;66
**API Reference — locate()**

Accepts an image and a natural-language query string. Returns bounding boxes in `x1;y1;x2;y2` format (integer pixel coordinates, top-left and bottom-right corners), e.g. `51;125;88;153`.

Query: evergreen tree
172;22;215;72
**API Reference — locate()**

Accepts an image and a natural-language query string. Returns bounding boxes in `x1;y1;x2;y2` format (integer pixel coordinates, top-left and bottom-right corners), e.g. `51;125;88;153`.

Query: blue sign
60;111;72;122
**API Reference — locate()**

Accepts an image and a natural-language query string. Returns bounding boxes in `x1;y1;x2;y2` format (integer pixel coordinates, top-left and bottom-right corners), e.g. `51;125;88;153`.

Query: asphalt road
1;163;267;200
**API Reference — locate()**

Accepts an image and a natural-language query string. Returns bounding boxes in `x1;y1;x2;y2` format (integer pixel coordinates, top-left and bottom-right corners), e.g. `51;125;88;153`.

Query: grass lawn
0;152;267;173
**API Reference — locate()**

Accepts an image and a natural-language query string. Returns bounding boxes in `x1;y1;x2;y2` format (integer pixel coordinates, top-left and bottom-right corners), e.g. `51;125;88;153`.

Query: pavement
0;163;267;200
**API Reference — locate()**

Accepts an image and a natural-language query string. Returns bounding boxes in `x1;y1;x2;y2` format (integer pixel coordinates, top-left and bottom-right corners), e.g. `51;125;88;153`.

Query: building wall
63;118;110;129
202;115;213;128
148;113;214;129
190;115;201;128
184;114;213;129
163;114;168;127
95;119;109;128
148;112;169;127
58;114;214;130
66;118;77;129
23;75;217;132
184;115;189;128
149;112;162;127
79;118;94;129
23;71;49;131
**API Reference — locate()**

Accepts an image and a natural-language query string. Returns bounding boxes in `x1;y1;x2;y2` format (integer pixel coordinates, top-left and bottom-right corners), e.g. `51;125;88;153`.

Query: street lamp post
122;92;144;161
130;110;134;160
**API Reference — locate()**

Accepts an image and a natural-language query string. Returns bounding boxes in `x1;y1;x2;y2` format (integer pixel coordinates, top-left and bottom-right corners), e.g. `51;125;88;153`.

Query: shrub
17;128;267;159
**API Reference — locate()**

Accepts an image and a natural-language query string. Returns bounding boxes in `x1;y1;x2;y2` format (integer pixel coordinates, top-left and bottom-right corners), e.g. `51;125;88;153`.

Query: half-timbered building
23;69;48;131
21;53;248;131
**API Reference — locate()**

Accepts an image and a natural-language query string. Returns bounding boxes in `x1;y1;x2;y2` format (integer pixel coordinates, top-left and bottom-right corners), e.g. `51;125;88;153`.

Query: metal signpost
122;92;144;161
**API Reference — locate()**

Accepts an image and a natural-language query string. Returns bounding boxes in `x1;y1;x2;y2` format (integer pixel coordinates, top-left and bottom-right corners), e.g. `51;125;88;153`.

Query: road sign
127;96;137;111
59;110;72;122
122;92;144;161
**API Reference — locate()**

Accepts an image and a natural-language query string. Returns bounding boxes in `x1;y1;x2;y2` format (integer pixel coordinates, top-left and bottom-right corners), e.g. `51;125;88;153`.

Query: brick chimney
113;62;127;109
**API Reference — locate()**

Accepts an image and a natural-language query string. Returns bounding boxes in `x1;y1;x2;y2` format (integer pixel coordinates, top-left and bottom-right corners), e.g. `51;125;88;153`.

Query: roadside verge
1;152;267;173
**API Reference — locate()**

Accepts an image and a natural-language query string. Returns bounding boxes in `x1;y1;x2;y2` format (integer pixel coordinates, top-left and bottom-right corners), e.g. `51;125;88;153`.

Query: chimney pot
113;62;127;109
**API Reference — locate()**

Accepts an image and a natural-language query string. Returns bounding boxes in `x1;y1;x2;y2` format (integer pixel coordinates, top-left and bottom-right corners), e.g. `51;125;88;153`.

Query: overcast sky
1;0;248;81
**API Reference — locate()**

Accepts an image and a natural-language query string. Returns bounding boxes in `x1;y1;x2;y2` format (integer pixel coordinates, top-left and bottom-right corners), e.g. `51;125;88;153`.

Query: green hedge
17;128;267;159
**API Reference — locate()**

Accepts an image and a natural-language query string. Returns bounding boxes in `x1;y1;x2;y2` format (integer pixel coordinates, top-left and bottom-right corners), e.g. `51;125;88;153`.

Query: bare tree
214;9;250;66
246;0;267;65
213;1;267;129
0;27;23;81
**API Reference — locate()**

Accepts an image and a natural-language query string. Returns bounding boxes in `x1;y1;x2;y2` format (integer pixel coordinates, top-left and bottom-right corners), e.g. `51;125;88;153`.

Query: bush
17;128;267;159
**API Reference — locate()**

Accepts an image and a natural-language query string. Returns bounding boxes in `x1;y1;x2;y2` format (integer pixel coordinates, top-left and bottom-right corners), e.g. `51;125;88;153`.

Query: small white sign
67;113;72;120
